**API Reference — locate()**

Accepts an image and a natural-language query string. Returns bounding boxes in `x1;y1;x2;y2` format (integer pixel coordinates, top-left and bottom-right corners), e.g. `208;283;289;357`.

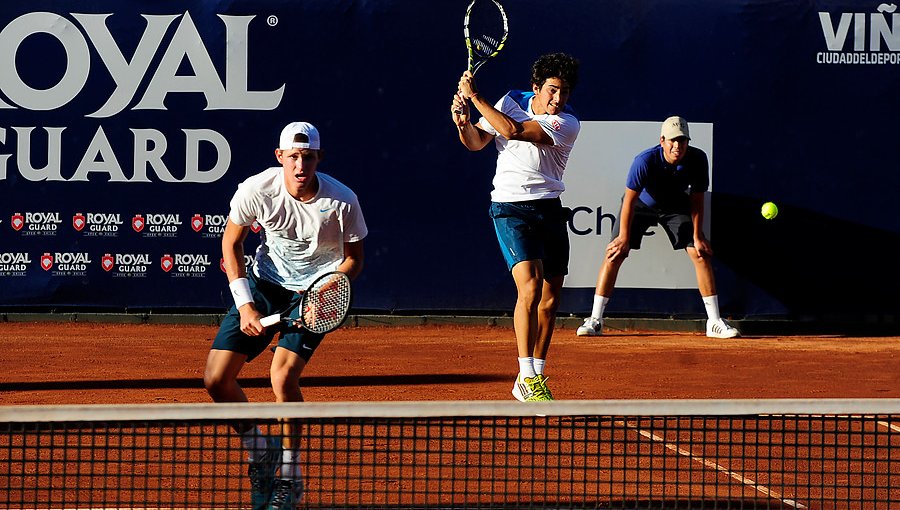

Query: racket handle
259;314;281;327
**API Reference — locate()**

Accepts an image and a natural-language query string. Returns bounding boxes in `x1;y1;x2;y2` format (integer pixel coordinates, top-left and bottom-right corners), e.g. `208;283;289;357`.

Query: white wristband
228;278;253;308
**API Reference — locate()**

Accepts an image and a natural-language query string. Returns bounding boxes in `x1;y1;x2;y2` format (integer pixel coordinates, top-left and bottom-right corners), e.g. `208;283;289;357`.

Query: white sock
518;357;536;379
533;358;546;376
591;295;610;319
702;295;721;321
240;427;268;463
280;449;301;480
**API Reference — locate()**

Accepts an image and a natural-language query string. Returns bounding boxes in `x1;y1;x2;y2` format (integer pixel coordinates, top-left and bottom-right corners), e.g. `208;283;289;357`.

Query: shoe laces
536;375;554;399
248;448;277;490
527;375;551;401
270;480;293;507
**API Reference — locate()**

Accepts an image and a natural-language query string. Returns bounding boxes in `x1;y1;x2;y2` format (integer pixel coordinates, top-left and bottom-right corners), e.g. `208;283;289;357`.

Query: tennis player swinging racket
451;49;582;403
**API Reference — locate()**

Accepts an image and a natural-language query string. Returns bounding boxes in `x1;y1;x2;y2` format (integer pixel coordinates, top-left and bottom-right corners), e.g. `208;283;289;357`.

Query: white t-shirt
228;169;368;291
477;90;580;202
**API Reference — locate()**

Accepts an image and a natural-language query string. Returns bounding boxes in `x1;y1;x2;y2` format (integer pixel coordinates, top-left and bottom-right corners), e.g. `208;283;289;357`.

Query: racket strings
304;278;351;332
464;0;508;69
473;35;500;56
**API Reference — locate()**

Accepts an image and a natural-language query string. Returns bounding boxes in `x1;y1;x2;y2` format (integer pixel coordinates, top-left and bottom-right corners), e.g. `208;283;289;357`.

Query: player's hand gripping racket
464;0;509;74
454;0;509;115
259;271;352;334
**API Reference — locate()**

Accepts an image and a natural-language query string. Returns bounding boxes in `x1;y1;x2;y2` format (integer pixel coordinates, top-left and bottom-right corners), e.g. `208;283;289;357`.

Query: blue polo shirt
625;145;710;212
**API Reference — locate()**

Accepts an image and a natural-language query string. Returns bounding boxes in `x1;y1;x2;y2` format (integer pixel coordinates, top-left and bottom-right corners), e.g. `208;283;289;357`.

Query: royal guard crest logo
41;253;53;271
160;254;174;272
73;213;86;232
552;119;561;131
11;213;24;231
250;220;262;233
101;253;114;272
191;214;204;232
132;214;145;232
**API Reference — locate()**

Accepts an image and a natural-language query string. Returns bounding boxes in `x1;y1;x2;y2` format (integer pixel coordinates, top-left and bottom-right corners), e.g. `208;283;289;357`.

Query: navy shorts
489;198;570;277
212;272;325;362
612;198;695;250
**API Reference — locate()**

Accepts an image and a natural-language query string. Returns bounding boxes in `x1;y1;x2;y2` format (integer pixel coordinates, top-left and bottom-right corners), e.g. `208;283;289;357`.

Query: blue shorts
211;272;325;362
489;198;570;277
612;198;695;250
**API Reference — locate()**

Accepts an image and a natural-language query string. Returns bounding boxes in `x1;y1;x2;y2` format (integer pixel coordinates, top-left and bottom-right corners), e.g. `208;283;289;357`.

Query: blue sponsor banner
1;1;898;318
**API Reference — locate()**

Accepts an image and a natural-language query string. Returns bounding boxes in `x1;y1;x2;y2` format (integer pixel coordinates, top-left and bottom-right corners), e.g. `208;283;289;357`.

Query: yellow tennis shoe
512;374;553;402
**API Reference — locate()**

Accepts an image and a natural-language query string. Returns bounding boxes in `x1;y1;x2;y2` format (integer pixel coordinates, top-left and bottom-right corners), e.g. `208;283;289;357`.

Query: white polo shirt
477;90;580;203
228;169;367;291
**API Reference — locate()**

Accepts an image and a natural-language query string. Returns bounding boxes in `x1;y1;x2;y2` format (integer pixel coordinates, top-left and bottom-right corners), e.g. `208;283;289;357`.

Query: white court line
842;414;900;433
877;420;900;432
765;413;900;433
617;419;807;509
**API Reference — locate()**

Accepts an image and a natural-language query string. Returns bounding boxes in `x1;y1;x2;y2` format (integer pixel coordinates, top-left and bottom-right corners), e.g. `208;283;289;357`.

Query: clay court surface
1;322;898;405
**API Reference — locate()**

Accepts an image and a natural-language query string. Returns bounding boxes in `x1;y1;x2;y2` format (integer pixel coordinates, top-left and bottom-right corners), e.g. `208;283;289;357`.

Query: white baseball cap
660;116;690;140
278;121;321;150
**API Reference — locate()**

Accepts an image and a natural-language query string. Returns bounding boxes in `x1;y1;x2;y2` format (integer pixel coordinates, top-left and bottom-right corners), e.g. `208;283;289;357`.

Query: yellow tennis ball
761;201;778;220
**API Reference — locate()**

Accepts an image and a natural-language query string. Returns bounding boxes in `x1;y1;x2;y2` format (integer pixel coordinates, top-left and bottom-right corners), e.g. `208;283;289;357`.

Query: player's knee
269;366;300;398
517;283;542;306
538;294;560;315
203;369;232;399
269;370;288;394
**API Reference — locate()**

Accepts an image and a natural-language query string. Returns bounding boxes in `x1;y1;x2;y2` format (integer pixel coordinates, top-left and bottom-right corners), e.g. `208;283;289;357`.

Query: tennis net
1;399;898;509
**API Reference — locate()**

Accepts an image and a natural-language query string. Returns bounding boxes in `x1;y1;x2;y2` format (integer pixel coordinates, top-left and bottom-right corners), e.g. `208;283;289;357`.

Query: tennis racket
453;0;509;116
464;0;509;74
259;271;352;334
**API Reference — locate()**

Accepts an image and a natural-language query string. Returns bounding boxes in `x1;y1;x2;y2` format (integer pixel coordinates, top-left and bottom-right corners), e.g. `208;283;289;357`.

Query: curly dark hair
531;52;580;89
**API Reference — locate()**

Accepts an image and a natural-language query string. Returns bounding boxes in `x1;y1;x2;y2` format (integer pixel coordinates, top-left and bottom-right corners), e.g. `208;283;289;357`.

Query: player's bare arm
222;219;264;335
335;240;364;281
222;219;250;282
469;94;551;144
451;93;470;127
453;94;494;151
606;188;639;261
458;71;553;145
689;192;712;257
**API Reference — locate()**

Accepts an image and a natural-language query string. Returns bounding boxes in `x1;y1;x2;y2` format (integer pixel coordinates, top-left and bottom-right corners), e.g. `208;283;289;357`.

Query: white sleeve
476;95;526;135
535;112;580;148
228;182;257;226
341;194;368;243
477;118;498;135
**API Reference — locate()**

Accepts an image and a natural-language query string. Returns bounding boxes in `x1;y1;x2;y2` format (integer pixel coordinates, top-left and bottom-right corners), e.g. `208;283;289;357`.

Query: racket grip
259;314;281;327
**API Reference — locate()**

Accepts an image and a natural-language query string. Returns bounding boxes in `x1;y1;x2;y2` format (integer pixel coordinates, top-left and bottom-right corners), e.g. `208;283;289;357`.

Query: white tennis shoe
706;318;740;339
576;317;603;337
